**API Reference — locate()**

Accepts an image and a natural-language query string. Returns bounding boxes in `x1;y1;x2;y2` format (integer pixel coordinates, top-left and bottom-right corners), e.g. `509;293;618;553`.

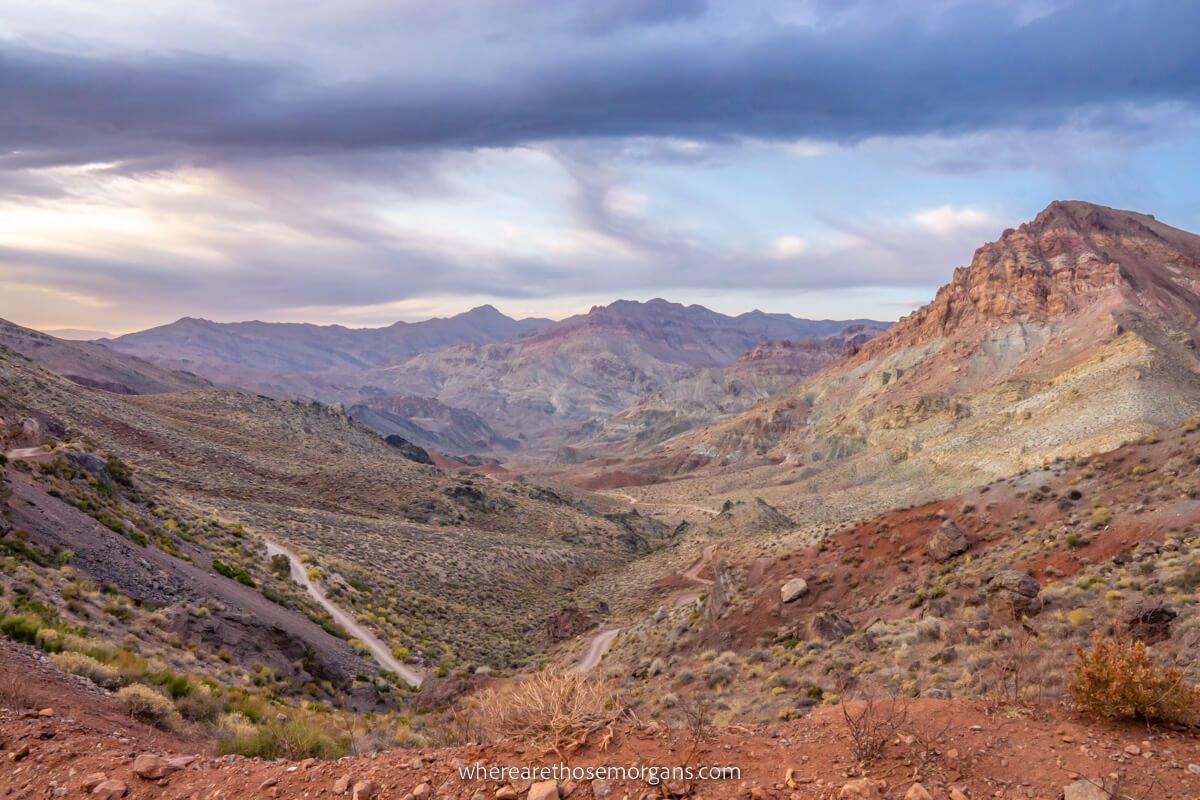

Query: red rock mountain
656;201;1200;500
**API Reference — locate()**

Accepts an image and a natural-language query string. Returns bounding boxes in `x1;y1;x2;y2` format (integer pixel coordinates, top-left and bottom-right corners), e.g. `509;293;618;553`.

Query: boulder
986;570;1042;619
780;578;809;603
352;780;377;800
926;520;969;561
1125;600;1177;643
811;610;855;641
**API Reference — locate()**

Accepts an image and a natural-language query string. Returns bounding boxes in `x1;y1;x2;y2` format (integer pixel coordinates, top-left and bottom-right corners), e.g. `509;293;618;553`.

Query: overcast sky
2;0;1199;335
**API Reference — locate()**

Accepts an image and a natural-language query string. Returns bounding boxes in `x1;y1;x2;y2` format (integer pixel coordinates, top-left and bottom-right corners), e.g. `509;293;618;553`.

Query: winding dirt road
265;539;423;687
602;491;719;517
573;542;719;672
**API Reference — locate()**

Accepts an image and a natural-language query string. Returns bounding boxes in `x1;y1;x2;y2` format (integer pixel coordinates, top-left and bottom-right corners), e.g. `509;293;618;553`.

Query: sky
2;0;1200;336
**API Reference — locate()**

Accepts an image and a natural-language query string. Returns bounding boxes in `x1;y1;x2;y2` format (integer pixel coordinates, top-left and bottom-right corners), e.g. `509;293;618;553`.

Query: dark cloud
3;1;1198;172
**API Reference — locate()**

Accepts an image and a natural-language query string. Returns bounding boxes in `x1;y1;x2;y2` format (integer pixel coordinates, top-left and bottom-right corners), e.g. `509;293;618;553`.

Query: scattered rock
904;784;933;800
1064;779;1115;800
838;778;885;799
495;787;519;800
37;707;54;718
352;780;377;800
8;743;30;762
91;780;128;800
133;752;181;780
781;578;809;603
590;778;613;799
411;783;432;799
333;775;353;795
81;773;109;793
927;520;969;561
949;789;968;800
528;780;560;800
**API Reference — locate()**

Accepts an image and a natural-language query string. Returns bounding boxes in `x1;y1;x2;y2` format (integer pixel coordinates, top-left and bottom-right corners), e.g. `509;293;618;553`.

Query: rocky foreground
4;695;1200;800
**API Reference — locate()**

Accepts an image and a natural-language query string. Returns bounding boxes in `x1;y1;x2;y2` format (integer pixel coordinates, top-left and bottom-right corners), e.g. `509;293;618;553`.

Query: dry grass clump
1070;634;1200;726
472;670;620;756
49;651;120;689
117;684;179;729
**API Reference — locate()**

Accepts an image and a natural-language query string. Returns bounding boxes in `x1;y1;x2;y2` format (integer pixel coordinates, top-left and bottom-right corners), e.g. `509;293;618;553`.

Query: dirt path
575;543;719;670
3;446;51;461
264;539;423;687
572;628;620;673
603;490;719;517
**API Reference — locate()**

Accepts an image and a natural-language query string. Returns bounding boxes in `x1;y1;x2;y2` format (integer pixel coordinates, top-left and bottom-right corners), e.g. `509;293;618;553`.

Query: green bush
216;717;346;760
212;559;255;586
0;614;40;644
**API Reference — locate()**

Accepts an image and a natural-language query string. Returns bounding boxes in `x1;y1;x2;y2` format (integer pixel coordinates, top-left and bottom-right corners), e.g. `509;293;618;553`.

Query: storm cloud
2;0;1199;332
4;1;1200;171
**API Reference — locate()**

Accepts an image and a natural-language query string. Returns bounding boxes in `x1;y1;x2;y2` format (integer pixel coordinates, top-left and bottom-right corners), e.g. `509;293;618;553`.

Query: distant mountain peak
856;200;1200;357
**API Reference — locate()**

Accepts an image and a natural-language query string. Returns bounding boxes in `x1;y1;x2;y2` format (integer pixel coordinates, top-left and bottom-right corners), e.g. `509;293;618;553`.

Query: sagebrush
1070;634;1200;726
472;670;620;756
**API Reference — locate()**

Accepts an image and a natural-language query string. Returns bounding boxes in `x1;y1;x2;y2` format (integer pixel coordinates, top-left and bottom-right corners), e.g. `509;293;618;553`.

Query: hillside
582;323;888;452
0;342;672;674
0;318;210;395
577;420;1200;727
617;202;1200;517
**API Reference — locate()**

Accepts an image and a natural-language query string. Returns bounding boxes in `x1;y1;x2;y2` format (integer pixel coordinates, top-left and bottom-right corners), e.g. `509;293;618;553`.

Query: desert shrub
150;669;195;699
118;684;178;729
0;614;40;645
50;652;120;689
216;716;345;760
1089;507;1112;529
175;686;224;724
1070;635;1200;726
269;553;291;579
841;695;909;764
212;559;254;587
472;670;619;756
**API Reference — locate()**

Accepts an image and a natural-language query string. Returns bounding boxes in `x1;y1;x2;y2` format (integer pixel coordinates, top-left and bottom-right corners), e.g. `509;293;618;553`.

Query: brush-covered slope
660;202;1200;493
0;342;672;672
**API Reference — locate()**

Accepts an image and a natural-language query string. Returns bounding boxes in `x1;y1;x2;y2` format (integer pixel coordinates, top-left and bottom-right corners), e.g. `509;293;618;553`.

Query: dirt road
574;542;719;670
573;628;620;673
264;539;423;687
3;447;52;461
603;490;719;517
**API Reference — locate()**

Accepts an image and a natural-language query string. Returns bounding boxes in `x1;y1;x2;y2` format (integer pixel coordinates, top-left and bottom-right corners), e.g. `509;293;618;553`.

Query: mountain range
101;299;886;455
